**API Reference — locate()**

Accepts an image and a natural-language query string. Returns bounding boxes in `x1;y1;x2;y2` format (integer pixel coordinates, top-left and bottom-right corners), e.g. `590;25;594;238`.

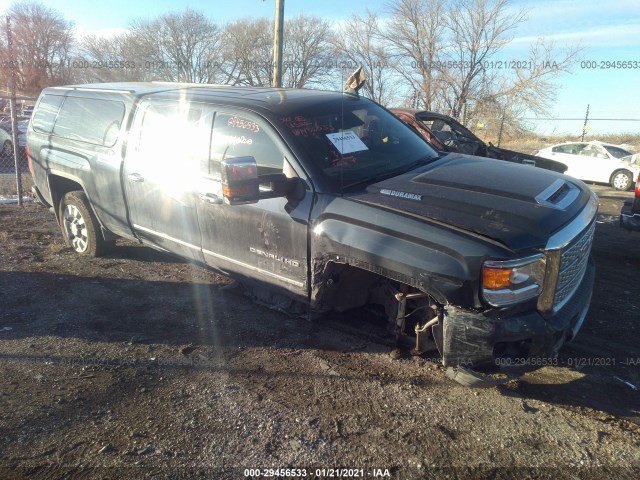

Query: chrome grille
537;192;598;314
554;221;595;308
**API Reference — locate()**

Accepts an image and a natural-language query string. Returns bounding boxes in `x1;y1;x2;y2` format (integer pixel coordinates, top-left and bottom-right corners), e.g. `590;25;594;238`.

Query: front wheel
610;170;633;191
59;191;110;257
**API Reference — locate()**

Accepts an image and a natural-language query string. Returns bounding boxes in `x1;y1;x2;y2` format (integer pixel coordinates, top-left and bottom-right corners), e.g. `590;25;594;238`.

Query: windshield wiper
340;156;435;191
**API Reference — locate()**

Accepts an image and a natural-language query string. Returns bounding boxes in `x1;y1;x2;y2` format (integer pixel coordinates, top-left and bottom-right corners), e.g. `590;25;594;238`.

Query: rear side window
32;95;64;134
552;144;583;155
52;97;125;147
130;101;214;176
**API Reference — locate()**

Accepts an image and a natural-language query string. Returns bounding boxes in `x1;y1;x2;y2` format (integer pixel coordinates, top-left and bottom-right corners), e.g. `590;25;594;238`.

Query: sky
2;0;639;135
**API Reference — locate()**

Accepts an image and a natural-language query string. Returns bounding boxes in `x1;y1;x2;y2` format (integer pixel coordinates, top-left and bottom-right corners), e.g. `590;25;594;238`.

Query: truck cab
27;83;597;384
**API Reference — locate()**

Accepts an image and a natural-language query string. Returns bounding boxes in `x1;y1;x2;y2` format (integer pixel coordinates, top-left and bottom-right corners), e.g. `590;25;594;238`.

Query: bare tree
333;12;396;104
221;18;273;86
1;2;74;94
78;33;148;83
126;9;223;83
281;15;334;88
440;0;525;118
491;38;582;115
381;0;447;110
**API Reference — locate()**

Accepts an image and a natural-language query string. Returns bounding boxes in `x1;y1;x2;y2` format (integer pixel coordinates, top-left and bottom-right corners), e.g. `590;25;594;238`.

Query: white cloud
510;22;640;48
508;0;640;47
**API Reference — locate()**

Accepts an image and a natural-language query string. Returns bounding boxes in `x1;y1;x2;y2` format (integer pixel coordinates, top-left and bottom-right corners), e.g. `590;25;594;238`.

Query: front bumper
620;201;640;231
442;255;595;374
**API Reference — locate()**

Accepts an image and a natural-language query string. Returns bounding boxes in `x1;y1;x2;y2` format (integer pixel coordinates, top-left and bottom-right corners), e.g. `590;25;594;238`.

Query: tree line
0;0;581;128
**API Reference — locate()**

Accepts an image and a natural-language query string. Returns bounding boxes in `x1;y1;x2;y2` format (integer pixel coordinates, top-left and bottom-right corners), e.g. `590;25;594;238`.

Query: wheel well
48;175;84;221
313;261;440;311
611;169;632;179
610;169;633;188
312;262;442;352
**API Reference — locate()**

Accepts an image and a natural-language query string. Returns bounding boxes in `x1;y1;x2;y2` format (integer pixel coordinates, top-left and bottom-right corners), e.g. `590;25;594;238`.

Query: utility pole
581;104;590;141
272;0;284;88
497;106;506;147
6;16;22;205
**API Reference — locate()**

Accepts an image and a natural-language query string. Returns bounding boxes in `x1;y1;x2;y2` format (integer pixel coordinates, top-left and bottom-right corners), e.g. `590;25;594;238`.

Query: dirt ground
0;184;639;480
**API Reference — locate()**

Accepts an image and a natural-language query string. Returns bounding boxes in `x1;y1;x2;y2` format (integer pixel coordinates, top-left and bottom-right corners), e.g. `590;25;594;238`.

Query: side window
52;97;125;147
32;94;64;134
579;144;607;159
552;144;581;155
605;145;632;159
134;102;214;175
210;112;283;178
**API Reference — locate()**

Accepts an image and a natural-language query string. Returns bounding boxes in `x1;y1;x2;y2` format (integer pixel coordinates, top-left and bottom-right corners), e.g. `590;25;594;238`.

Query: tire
610;170;633;191
2;140;12;157
59;191;109;257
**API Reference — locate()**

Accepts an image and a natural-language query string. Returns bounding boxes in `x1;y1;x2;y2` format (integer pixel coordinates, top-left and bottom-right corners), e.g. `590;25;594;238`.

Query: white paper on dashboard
325;131;369;155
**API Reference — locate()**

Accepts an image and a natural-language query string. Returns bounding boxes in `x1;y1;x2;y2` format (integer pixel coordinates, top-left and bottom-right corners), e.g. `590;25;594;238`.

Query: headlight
482;254;546;307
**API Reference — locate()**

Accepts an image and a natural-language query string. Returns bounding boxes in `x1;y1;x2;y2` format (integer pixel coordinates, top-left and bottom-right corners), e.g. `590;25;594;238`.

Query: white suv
535;141;638;190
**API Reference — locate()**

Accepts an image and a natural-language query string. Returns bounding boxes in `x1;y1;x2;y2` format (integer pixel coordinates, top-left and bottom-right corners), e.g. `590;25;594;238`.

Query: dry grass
0;172;33;197
490;133;640;156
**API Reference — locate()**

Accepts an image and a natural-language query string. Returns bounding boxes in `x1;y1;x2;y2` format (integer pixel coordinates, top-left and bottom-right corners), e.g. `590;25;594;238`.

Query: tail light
633;181;640;214
26;146;33;176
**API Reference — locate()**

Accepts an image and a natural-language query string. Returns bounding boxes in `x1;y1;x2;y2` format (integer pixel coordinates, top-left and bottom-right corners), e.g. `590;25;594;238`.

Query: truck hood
348;154;592;251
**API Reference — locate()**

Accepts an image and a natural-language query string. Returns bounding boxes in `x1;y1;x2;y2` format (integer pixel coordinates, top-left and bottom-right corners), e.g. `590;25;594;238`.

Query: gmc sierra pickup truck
27;82;597;385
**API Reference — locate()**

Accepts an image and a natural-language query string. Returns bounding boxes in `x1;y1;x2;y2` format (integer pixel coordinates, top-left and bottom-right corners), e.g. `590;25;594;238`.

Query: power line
521;118;640;121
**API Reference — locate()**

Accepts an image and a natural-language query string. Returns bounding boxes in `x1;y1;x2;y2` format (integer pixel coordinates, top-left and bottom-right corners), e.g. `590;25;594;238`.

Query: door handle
199;193;223;205
127;173;145;182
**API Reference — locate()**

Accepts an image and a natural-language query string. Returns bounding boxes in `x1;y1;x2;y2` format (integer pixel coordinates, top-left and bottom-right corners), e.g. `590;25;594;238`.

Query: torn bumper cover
441;256;595;375
620;200;640;232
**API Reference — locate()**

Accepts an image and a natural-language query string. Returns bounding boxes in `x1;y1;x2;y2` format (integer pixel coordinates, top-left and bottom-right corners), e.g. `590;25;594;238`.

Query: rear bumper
620;201;640;231
442;256;595;374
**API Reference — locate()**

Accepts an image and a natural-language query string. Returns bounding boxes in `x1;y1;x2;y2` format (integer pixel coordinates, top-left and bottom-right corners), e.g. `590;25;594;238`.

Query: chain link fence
0;99;34;202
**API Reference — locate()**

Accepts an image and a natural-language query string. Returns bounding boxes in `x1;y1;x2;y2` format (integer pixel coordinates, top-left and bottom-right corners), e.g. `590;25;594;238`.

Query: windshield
277;98;439;192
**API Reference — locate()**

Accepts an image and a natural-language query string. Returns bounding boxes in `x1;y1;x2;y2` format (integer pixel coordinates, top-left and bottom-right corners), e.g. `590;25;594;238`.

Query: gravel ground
0;184;639;480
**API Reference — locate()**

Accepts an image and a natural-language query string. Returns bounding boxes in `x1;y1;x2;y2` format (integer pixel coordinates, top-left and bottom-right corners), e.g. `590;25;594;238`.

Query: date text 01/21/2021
493;357;638;368
243;468;392;478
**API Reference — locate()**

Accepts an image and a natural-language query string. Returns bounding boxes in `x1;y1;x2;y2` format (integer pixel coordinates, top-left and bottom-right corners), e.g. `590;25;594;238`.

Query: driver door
195;110;312;298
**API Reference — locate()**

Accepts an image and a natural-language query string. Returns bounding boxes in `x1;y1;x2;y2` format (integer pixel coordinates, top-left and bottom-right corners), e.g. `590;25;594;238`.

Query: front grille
553;221;595;309
537;192;598;314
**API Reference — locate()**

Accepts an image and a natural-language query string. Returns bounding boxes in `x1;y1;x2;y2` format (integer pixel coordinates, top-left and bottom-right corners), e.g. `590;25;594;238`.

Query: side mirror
221;156;259;205
220;156;299;205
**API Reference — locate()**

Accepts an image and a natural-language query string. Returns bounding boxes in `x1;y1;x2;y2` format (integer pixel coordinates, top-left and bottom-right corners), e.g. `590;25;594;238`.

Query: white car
534;141;639;190
0;127;13;157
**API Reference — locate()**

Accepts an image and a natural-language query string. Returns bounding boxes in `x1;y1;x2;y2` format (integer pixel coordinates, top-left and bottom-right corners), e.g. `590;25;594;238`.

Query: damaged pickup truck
27;82;597;385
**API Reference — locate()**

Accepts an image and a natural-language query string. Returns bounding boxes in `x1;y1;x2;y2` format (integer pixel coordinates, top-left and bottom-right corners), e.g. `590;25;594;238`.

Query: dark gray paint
27;82;597;377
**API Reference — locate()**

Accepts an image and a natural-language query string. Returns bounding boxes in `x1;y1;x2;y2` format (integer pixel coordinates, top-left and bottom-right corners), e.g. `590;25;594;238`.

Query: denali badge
250;247;300;267
380;189;423;201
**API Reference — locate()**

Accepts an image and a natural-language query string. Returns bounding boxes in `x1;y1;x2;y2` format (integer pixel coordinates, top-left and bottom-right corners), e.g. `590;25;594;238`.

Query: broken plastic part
445;366;519;388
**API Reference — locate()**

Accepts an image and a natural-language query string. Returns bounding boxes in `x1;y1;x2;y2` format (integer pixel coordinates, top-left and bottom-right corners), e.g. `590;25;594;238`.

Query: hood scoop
535;179;580;210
